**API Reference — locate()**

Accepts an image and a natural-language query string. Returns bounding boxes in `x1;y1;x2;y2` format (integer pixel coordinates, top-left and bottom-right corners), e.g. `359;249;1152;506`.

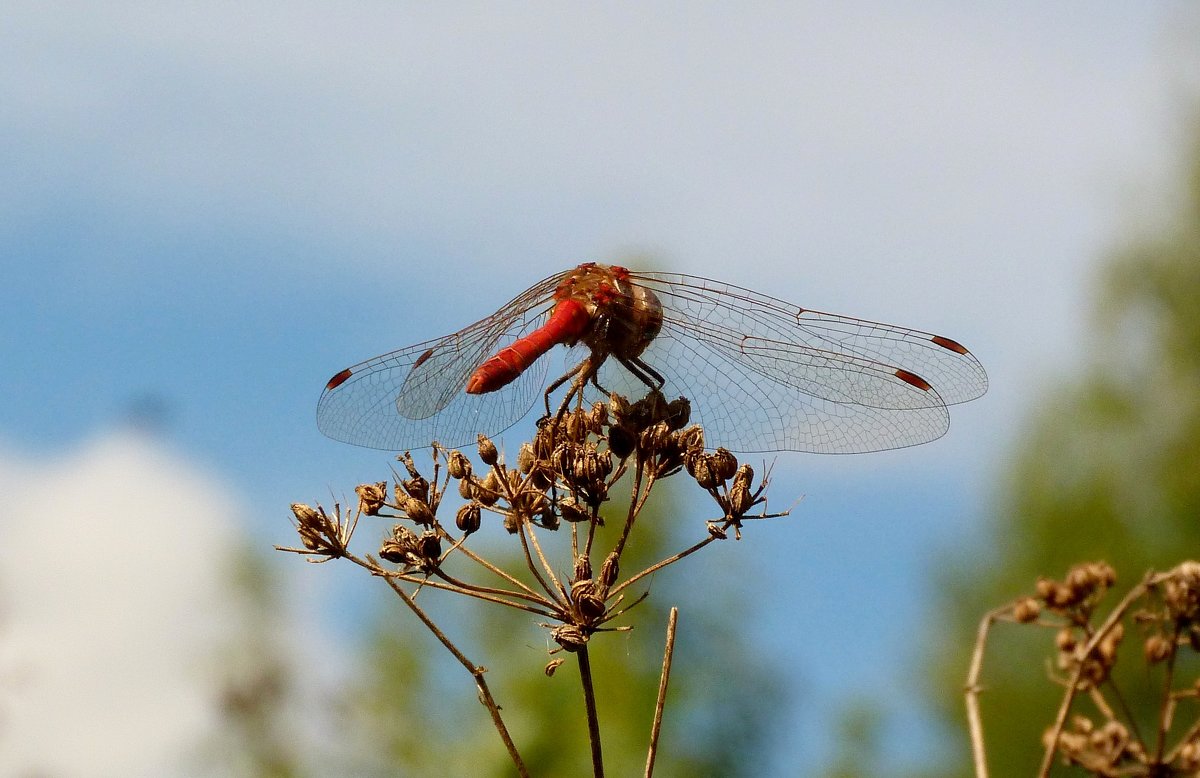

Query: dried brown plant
966;560;1200;777
279;391;786;777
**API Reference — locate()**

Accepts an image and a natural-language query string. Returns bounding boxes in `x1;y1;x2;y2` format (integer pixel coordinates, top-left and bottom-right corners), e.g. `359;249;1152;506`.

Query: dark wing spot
895;368;933;392
412;348;435;370
930;334;969;355
325;368;353;390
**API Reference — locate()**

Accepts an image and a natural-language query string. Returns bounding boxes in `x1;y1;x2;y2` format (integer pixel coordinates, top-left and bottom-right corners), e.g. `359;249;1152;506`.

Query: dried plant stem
1165;714;1200;763
429;567;556;611
610;535;717;598
965;605;1011;778
447;537;547;602
645;607;679;778
613;462;648;557
522;520;565;599
1154;622;1182;761
378;573;529;777
577;645;605;778
516;522;561;602
1037;570;1165;777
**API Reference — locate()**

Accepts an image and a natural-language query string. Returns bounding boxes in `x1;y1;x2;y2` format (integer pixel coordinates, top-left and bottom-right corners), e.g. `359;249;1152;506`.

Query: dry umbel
279;391;786;777
965;560;1200;777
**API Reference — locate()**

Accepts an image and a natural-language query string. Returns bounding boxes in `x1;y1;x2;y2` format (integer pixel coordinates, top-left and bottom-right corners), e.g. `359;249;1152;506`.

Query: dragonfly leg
620;356;666;391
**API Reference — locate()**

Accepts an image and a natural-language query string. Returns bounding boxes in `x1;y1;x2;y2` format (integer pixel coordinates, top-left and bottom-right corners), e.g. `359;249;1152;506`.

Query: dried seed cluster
981;560;1200;774
282;391;783;662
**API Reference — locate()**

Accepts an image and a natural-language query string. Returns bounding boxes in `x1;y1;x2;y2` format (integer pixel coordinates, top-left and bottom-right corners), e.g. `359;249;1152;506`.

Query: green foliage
926;119;1200;775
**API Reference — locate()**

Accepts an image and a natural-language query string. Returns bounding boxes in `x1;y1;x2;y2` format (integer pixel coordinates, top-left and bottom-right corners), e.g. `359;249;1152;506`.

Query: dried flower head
355;482;388;516
281;502;356;560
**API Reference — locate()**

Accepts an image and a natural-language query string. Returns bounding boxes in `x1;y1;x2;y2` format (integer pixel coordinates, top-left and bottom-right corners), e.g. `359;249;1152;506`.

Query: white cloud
0;433;273;775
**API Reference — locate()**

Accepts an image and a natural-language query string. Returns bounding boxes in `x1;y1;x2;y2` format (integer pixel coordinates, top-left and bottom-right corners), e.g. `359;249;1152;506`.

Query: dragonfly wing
317;271;569;450
595;326;951;453
632;271;988;408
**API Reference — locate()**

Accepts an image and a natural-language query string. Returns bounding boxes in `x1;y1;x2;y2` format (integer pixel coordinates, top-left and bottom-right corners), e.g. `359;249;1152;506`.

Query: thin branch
445;536;548;602
578;645;605;778
1154;621;1182;762
523;517;566;601
613;459;647;558
645;607;678;778
610;535;717;598
379;573;529;778
965;605;1011;778
1038;571;1165;777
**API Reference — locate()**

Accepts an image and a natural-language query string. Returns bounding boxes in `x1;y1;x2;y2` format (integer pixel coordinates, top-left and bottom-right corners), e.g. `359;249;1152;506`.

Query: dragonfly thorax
560;263;664;361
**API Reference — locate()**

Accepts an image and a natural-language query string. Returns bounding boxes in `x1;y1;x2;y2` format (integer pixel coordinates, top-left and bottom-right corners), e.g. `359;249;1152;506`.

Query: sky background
1;3;1194;774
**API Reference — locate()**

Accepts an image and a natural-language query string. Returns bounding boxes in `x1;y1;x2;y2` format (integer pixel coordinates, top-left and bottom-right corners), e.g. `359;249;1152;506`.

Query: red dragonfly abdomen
466;297;591;394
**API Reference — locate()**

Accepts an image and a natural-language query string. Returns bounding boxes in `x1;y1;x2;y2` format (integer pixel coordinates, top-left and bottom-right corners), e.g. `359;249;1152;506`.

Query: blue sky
0;3;1190;773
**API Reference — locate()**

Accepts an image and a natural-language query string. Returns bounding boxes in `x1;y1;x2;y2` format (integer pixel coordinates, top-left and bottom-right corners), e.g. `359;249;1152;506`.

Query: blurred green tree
927;121;1200;775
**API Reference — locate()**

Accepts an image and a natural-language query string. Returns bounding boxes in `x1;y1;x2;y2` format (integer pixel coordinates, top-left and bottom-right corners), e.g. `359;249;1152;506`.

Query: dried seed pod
447;450;470;479
402;475;429;505
711;448;738;482
681;425;705;452
728;480;754;516
573;451;598;483
551;624;589;652
573;554;592;582
1144;633;1172;663
402;496;435;525
566;409;588;441
1012;597;1040;623
599;552;620;588
608;392;631;421
511;488;548;518
544;658;566;677
571;579;606;621
588;401;608;433
355;482;388;515
477;434;499;466
559;498;590;523
476;470;501;507
290;503;324;550
607;426;635;459
526;463;554;492
691;456;718;490
597;449;614;478
380;525;418;564
291;503;320;524
639;421;671;451
733;463;754;490
458;477;475;501
517;442;536;474
379;538;407;564
552;443;577;477
455;503;481;535
666;396;690;430
417;530;441;562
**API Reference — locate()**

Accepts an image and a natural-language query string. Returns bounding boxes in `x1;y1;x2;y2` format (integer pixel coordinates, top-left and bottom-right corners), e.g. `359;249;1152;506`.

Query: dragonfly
317;263;987;454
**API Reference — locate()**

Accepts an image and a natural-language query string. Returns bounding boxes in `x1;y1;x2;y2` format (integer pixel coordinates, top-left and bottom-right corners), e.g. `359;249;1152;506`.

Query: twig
645;607;678;778
578;645;605;778
610;535;717;598
1038;570;1165;777
379;573;529;777
965;605;1010;778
